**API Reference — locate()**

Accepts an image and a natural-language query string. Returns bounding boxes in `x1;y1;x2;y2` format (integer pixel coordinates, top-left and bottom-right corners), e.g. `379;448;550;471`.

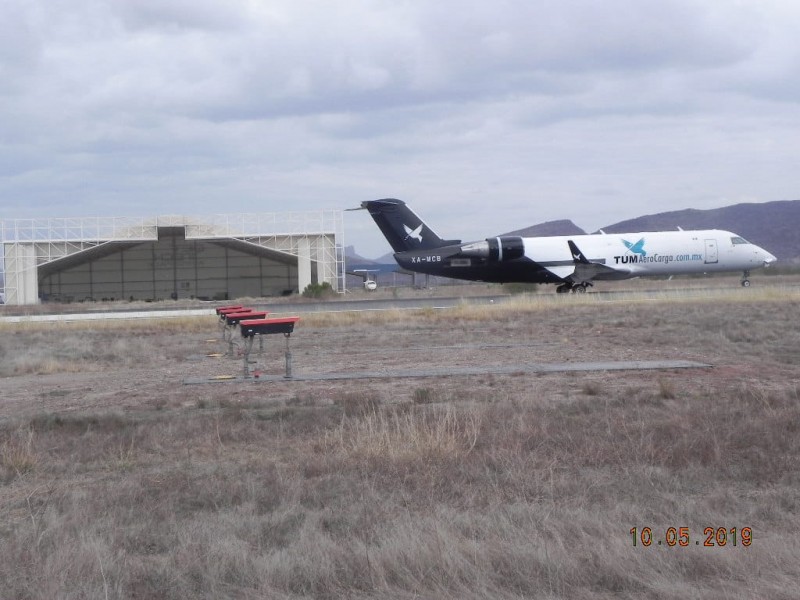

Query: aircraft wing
543;265;577;280
571;260;625;282
541;240;630;283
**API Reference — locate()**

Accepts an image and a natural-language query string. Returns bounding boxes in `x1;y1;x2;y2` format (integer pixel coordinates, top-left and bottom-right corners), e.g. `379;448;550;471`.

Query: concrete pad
183;360;711;384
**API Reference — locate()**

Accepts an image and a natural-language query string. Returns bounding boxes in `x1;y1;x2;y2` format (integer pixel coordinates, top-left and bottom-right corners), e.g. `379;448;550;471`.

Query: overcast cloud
1;0;799;256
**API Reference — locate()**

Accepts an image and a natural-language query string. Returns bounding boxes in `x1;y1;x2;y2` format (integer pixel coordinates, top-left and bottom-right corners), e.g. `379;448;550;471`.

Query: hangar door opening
38;231;302;302
2;212;344;305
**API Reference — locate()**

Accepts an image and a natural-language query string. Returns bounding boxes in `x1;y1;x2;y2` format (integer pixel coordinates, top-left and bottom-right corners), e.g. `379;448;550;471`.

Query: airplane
357;198;777;293
351;268;379;290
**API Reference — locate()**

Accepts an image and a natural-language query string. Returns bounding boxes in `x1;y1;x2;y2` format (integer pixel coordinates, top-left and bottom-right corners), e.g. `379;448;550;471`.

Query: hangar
1;211;344;306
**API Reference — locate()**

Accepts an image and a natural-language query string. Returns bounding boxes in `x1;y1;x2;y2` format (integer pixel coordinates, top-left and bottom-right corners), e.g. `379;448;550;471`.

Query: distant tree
301;281;335;298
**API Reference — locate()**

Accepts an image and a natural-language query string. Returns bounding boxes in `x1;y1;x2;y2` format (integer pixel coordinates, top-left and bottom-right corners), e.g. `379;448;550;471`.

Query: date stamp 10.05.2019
630;527;752;548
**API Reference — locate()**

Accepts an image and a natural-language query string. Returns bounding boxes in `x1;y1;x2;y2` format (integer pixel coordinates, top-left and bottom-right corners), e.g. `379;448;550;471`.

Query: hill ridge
346;199;799;262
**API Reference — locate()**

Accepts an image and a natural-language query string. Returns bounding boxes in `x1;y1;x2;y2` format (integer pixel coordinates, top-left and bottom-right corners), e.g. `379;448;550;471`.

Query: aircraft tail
360;199;460;253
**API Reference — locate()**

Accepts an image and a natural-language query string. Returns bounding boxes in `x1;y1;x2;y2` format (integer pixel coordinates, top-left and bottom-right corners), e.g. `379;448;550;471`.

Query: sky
1;1;799;258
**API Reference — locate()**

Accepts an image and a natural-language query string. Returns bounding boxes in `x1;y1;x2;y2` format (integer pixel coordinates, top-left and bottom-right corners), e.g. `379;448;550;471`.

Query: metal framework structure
1;211;345;305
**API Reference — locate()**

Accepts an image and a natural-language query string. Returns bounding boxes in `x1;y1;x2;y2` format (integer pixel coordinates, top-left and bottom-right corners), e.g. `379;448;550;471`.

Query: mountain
373;252;396;264
344;245;379;265
348;200;800;263
345;245;397;265
599;200;800;261
501;219;586;237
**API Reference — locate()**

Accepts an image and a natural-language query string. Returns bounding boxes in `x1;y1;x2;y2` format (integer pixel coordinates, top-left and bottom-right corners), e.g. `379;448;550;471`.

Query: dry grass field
1;281;799;599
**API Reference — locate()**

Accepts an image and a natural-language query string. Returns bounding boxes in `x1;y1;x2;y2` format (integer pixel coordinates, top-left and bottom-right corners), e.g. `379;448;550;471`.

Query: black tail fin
360;199;460;253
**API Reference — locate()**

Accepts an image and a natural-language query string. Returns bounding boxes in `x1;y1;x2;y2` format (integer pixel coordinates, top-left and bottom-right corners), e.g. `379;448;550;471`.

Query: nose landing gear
741;270;751;287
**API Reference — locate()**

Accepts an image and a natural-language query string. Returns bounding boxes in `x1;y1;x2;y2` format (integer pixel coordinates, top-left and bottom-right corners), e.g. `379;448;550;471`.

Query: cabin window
730;236;749;245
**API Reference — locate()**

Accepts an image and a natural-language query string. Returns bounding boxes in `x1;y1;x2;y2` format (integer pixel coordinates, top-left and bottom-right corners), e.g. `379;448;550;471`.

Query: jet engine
459;236;525;262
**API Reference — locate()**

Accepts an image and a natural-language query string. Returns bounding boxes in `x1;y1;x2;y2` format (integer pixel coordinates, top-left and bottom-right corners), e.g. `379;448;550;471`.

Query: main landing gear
741;271;751;287
556;282;594;294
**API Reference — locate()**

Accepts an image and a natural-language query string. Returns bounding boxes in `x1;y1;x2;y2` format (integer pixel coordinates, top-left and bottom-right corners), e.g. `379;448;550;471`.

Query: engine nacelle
459;236;525;262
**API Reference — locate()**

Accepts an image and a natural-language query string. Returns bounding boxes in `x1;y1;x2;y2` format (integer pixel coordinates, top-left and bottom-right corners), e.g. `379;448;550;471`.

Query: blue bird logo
622;238;647;257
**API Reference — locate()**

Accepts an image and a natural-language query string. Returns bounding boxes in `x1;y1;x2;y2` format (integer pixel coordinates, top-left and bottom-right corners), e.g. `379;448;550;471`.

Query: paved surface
183;360;712;384
250;295;506;314
0;296;504;323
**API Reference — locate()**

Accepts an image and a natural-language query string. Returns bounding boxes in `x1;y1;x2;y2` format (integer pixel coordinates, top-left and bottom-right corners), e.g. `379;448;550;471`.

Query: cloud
1;1;798;257
114;0;249;32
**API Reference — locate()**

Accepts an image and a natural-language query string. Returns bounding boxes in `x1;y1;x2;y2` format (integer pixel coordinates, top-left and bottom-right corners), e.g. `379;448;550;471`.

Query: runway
0;295;504;323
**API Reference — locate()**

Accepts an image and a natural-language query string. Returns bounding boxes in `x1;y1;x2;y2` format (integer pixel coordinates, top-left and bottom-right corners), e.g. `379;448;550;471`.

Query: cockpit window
731;236;749;245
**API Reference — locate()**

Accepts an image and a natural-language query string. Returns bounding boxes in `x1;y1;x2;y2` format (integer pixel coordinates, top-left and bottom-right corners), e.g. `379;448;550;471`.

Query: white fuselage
362;199;778;289
521;229;776;280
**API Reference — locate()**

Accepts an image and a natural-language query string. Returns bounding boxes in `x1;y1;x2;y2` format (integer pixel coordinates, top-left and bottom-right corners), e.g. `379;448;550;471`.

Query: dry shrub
0;330;170;376
333;391;381;417
300;308;411;328
411;387;436;404
657;377;676;399
0;315;217;334
326;404;481;465
581;381;604;396
28;411;131;434
5;357;89;376
1;428;38;477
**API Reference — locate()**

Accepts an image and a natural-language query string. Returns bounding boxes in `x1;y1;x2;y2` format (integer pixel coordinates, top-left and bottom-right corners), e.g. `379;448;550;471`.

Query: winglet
568;240;591;264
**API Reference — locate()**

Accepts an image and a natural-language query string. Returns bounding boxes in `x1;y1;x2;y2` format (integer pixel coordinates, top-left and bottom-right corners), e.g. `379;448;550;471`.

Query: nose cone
761;248;777;267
